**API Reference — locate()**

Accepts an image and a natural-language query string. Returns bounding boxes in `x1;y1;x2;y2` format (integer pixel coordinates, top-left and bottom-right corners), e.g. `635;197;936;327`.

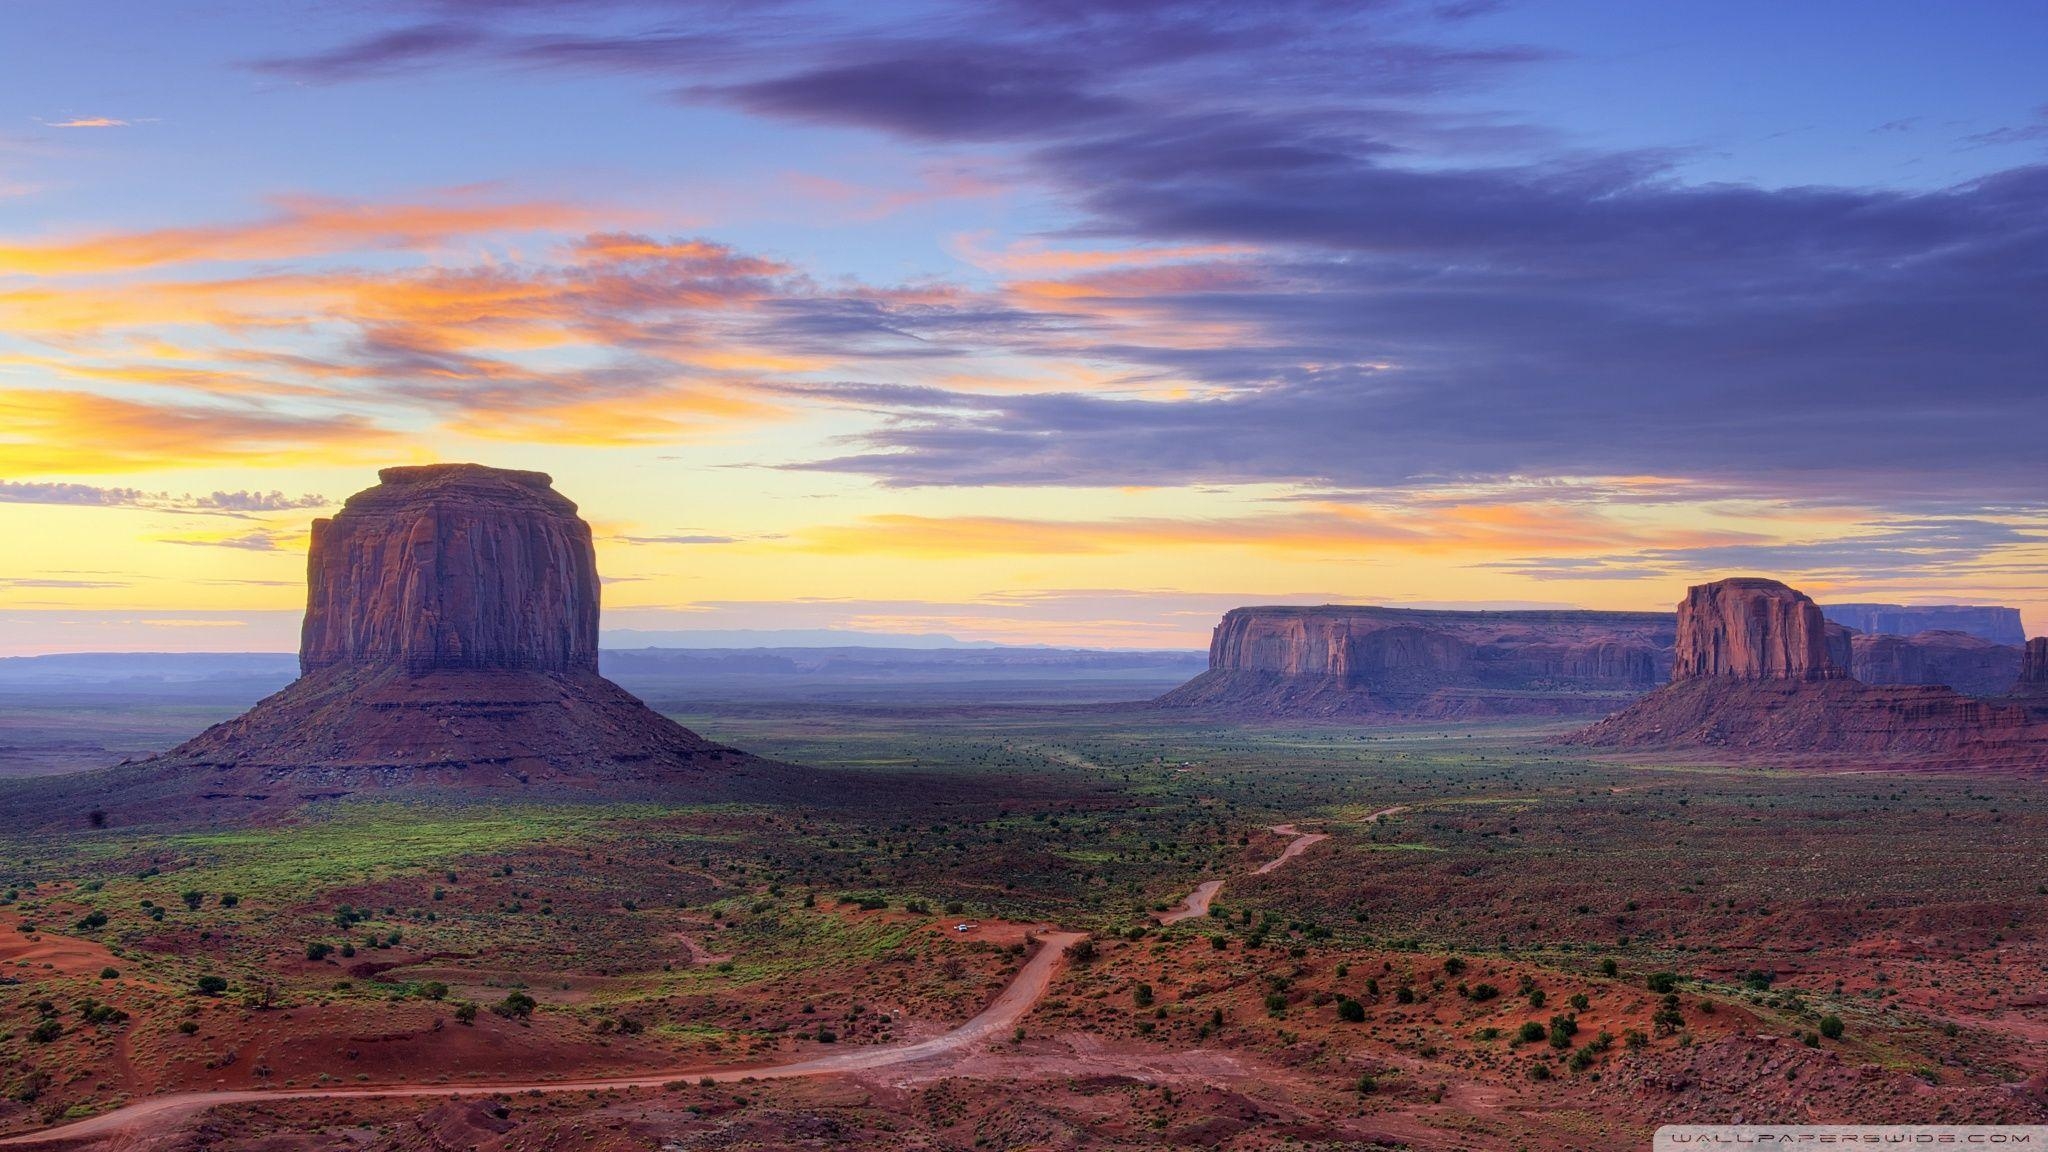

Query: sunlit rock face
1672;578;1847;682
300;464;600;675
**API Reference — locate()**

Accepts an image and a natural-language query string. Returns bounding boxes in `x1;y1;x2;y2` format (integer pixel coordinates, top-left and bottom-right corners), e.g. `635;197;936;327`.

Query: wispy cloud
613;533;743;545
158;528;295;551
0;480;329;515
0;190;590;275
43;117;130;129
0;389;398;474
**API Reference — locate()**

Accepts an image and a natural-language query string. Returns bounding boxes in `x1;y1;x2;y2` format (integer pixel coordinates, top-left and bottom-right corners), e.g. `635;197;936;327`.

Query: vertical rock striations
2016;638;2048;700
1673;578;1846;681
300;464;599;675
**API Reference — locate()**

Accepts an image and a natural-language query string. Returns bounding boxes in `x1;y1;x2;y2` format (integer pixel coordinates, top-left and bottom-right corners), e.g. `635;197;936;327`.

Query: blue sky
0;1;2043;653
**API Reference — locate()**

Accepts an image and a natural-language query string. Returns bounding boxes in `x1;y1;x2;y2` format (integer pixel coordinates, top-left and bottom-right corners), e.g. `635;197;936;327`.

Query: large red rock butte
1567;577;2048;769
1156;605;1674;719
1673;578;1847;681
75;464;767;820
300;464;600;675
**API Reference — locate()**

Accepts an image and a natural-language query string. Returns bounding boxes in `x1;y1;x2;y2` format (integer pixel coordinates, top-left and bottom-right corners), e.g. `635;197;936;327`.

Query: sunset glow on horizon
3;1;2044;655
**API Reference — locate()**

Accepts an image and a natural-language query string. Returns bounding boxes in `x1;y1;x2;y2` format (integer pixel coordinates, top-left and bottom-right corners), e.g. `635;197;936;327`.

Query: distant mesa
1566;577;2047;769
1822;602;2026;648
1155;589;2036;723
59;464;769;821
1155;605;1675;719
1851;630;2023;697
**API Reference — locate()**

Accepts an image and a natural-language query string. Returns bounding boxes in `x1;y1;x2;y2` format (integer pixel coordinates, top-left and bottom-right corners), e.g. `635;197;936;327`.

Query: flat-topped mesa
299;464;599;675
1851;630;2022;697
1157;605;1676;718
1823;602;2027;648
1673;577;1848;682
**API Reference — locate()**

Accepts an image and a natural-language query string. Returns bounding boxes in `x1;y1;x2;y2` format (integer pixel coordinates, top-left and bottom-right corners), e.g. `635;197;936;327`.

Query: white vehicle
954;922;977;932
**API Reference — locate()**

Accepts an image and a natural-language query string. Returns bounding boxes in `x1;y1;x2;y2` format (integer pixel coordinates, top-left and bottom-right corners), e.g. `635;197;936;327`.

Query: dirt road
1157;810;1399;925
1251;822;1328;874
7;808;1396;1146
0;931;1084;1147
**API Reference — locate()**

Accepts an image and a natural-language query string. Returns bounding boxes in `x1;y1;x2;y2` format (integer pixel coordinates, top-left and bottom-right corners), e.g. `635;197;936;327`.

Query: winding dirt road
0;932;1083;1148
7;809;1393;1147
1158;808;1403;925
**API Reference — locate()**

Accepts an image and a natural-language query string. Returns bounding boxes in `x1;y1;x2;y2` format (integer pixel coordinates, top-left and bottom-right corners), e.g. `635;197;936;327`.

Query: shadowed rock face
2019;639;2048;695
1674;578;1847;682
1158;605;1674;718
300;465;599;675
1851;630;2023;696
1823;603;2027;648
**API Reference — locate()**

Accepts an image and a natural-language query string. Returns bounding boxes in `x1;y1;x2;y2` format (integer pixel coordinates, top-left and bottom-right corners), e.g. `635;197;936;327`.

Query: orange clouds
0;189;830;462
0;388;398;473
0;192;591;276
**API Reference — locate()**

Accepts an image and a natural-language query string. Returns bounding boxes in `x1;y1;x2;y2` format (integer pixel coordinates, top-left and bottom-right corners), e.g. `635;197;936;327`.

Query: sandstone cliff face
1673;578;1846;682
1159;606;1674;718
1850;630;2022;696
1823;603;2027;648
2017;638;2048;699
300;464;599;675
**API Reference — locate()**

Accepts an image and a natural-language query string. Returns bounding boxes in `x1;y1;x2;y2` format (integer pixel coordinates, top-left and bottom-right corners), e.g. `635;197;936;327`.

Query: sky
1;0;2044;655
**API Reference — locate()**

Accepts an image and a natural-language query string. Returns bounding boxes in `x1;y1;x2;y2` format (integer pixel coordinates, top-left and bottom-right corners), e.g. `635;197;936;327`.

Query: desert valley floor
1;692;2045;1150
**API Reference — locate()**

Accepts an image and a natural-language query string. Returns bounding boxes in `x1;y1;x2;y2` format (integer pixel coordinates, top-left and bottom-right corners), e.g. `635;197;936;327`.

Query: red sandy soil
0;815;1367;1148
0;928;1085;1147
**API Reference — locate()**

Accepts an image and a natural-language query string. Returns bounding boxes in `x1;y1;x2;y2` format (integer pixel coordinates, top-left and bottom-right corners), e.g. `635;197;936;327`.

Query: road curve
0;932;1085;1147
1158;807;1406;926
